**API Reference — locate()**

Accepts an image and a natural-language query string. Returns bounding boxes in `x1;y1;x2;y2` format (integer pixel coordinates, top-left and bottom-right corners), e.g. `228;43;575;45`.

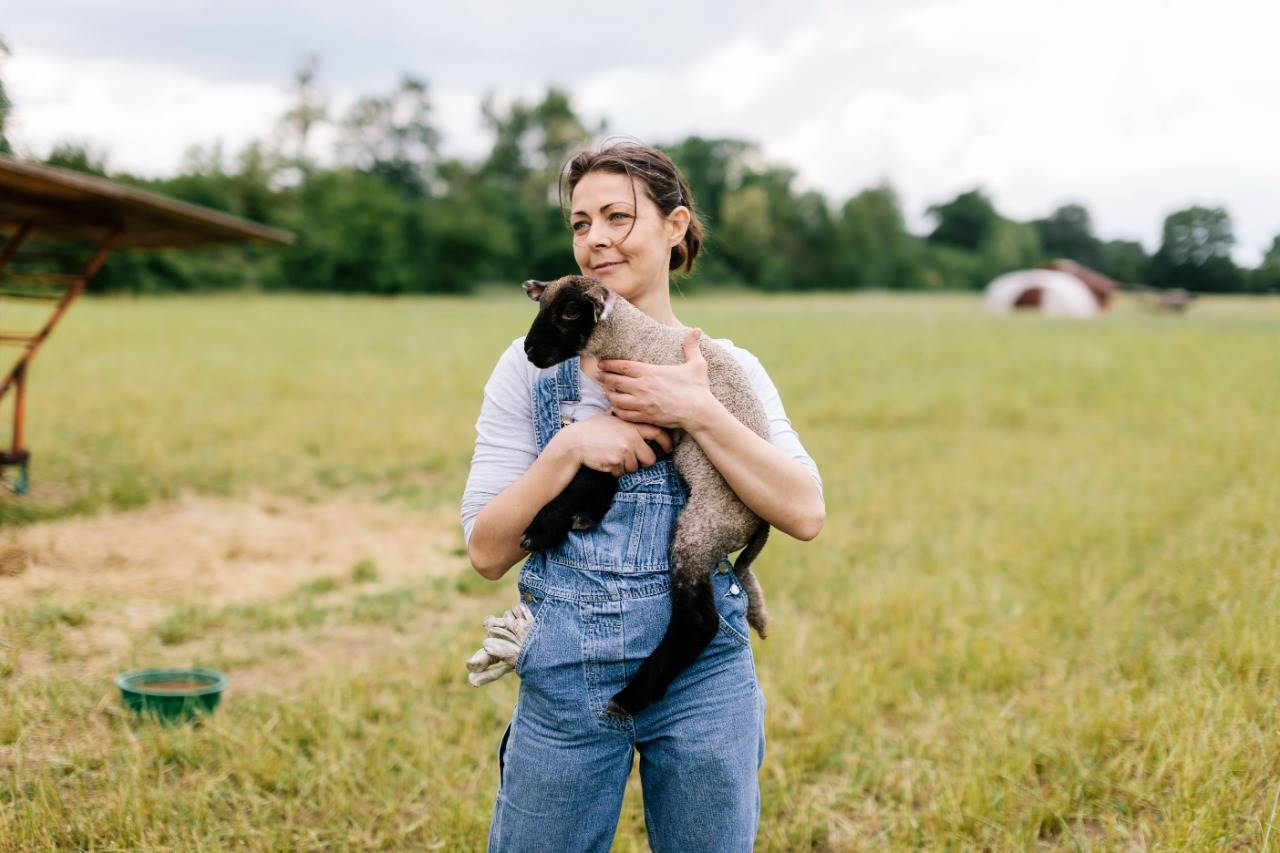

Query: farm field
1;290;1279;850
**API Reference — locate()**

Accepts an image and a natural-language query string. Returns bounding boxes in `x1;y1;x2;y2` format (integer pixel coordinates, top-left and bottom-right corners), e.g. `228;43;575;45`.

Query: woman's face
569;170;688;304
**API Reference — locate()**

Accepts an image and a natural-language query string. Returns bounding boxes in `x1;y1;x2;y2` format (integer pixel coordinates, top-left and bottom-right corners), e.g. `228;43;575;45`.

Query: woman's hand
594;328;718;431
555;412;675;477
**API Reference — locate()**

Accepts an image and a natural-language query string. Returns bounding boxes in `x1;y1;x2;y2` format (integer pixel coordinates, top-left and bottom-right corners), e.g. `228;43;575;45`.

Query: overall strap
555;356;581;426
530;356;582;453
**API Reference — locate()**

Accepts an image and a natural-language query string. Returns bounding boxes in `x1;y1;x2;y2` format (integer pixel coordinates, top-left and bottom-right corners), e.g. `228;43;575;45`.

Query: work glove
465;602;533;686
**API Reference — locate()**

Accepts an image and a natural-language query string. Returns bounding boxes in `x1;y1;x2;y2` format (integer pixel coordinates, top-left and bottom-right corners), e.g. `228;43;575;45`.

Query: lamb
518;273;772;717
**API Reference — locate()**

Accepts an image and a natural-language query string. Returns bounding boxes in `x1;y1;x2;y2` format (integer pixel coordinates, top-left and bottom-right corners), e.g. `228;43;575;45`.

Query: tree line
2;50;1277;295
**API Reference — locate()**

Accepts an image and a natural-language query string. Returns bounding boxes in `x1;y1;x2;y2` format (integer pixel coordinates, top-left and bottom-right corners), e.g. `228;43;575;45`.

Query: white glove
466;602;534;687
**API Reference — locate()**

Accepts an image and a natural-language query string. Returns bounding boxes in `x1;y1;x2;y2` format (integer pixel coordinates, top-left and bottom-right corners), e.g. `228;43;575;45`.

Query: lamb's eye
562;306;580;321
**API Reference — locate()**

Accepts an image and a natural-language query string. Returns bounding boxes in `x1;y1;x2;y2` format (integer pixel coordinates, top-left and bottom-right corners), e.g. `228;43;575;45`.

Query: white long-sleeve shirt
460;334;823;547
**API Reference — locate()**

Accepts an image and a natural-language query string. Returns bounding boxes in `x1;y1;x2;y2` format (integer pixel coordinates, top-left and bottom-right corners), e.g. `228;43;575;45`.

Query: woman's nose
588;221;612;247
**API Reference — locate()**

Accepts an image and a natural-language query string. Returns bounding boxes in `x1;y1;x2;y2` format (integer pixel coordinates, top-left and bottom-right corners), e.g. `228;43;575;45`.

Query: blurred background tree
1148;206;1245;293
1250;236;1280;293
0;35;11;156
1;42;1273;296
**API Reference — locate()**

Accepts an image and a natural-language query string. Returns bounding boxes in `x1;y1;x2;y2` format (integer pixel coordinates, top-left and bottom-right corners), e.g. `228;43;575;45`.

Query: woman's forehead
571;171;652;212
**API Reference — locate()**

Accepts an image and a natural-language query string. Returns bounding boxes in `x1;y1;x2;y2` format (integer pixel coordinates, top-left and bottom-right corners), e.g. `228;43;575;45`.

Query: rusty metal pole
0;223;122;400
0;222;34;276
10;361;27;493
0;223;123;494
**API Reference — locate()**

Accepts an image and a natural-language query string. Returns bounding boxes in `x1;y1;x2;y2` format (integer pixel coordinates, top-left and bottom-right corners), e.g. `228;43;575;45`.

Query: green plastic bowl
116;667;228;722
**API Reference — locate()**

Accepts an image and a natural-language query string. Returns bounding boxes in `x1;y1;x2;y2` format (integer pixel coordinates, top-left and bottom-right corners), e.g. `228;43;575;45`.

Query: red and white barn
983;260;1120;318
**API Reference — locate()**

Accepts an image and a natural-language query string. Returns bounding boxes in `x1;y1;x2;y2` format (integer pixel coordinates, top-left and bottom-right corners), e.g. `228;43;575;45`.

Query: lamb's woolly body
584;287;771;638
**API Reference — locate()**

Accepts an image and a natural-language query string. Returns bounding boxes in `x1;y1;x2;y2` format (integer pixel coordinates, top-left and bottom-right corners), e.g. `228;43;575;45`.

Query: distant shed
983;260;1121;319
0;155;295;495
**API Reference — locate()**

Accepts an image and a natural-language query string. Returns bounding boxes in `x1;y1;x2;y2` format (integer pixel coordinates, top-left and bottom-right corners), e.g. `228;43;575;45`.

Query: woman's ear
667;206;691;247
522;280;546;302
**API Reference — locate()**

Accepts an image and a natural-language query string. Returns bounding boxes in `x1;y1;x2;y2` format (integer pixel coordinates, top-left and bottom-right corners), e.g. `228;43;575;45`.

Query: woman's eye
571;221;588;232
610;212;629;222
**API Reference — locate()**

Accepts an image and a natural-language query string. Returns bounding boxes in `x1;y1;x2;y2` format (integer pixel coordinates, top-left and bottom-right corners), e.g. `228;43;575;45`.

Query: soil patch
0;486;462;608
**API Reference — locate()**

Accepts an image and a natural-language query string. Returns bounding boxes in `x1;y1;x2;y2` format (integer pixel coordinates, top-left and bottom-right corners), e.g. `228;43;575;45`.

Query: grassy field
1;290;1278;850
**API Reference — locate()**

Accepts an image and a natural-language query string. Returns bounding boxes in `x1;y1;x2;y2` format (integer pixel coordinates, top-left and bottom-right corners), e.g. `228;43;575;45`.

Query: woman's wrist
547;422;582;467
683;391;729;436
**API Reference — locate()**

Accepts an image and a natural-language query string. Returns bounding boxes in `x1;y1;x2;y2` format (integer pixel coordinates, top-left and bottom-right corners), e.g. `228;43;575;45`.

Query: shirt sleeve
734;347;824;500
460;338;538;547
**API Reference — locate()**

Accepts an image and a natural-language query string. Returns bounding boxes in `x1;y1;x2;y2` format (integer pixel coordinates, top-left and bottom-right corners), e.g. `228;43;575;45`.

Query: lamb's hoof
519;521;567;552
748;613;769;639
571;513;596;531
604;699;629;718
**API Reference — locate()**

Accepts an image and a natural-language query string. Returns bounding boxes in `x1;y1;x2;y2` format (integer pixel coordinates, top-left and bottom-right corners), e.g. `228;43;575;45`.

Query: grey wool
522;274;771;638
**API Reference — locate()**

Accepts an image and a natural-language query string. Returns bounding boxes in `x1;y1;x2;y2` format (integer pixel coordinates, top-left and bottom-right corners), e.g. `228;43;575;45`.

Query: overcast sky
4;0;1278;263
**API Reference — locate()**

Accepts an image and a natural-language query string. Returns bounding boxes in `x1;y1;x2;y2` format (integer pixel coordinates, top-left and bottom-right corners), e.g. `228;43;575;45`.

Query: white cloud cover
5;0;1278;263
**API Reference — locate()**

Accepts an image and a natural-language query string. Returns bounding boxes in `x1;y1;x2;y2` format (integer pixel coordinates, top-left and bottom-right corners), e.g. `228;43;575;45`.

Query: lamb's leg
520;466;617;551
731;522;771;638
606;513;724;717
735;567;769;639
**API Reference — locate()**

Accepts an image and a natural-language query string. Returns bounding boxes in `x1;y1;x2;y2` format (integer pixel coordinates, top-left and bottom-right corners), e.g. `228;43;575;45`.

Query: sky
3;0;1278;264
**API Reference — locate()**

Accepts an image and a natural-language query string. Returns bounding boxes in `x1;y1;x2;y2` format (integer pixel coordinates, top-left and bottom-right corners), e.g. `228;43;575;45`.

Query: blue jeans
486;355;767;851
488;557;766;852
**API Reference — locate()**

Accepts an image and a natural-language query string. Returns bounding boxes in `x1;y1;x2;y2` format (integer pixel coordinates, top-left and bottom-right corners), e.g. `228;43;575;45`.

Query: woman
460;141;825;852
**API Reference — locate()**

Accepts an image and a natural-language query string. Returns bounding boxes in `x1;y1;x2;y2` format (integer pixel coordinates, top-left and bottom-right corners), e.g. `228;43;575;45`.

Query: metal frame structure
0;155;294;495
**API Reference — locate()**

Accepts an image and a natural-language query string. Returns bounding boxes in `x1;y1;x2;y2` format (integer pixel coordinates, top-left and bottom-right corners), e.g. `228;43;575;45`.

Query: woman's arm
467;428;580;580
684;395;825;541
597;329;825;541
468;417;675;578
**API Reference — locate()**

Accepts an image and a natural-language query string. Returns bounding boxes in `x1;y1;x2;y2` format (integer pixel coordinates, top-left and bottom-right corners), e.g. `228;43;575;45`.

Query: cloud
5;0;1279;263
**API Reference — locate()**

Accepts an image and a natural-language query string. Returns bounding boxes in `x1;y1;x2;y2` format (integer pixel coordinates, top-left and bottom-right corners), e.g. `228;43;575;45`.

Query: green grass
2;290;1279;849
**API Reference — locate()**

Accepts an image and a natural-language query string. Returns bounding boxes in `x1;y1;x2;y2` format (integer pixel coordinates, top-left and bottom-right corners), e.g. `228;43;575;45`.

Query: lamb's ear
584;283;617;322
522;280;546;302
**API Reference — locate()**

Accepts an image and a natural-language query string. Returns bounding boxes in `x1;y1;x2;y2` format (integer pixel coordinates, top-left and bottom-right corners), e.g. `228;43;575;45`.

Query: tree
833;184;920;289
658;136;759;227
978;218;1041;282
1032;203;1102;268
43;140;109;176
926;189;1000;251
718;184;772;284
1148;205;1244;292
476;87;596;280
923;188;1040;288
1249;235;1280;293
0;35;11;155
276;54;328;168
336;74;441;198
1097;239;1149;284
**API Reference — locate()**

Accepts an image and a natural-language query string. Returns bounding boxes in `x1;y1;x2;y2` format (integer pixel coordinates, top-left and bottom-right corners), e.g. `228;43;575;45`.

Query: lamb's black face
522;275;605;368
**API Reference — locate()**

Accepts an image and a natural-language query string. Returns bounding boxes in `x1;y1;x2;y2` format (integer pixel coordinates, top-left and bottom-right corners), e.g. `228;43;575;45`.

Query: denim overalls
487;355;767;853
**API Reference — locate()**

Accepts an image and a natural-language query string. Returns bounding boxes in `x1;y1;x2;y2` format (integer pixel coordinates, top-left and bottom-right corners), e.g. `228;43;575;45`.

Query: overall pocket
714;568;752;649
513;582;551;677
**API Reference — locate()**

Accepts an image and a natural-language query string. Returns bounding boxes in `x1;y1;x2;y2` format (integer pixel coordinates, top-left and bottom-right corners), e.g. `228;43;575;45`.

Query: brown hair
559;138;704;276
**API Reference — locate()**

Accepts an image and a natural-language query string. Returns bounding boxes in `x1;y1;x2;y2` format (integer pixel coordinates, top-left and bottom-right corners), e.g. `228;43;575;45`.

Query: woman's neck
628;283;684;329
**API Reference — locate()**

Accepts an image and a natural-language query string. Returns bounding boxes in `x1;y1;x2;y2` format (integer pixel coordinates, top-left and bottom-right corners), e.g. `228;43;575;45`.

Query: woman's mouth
594;261;623;272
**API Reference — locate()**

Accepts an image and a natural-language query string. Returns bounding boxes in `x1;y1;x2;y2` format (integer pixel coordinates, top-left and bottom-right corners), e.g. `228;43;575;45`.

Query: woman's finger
600;373;639;393
636;424;674;451
608;392;643;410
599;359;646;377
634;438;657;468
